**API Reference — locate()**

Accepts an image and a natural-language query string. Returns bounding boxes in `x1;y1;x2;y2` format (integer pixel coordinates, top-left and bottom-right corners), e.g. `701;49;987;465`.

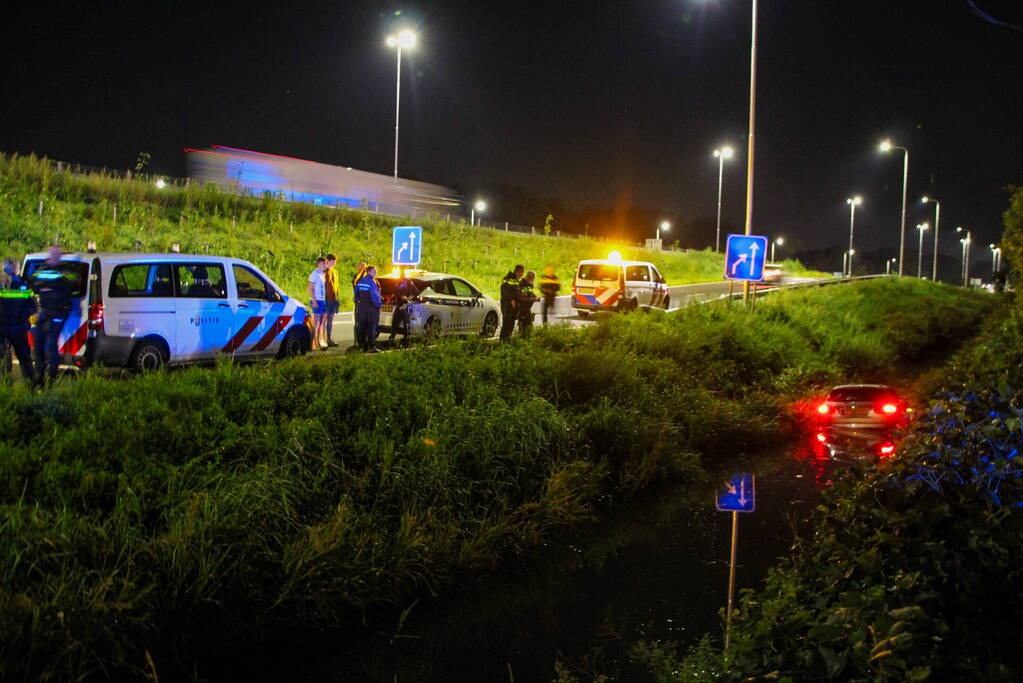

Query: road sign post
715;473;755;651
392;226;423;266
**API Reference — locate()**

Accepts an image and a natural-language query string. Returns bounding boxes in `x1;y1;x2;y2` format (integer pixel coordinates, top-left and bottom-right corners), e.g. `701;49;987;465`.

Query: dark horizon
2;1;1021;257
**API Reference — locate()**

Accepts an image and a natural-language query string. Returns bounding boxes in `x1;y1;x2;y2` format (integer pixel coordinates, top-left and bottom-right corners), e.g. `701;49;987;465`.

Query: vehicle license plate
577;287;593;294
382;305;394;312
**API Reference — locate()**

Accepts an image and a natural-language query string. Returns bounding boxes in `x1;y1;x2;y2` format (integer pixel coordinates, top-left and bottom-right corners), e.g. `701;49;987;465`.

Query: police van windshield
23;259;90;298
577;264;620;281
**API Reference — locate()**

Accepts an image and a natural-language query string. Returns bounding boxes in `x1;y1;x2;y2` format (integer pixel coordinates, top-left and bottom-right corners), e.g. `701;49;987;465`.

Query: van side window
232;264;282;302
626;265;651;282
176;264;227;299
109;263;174;297
651;267;666;284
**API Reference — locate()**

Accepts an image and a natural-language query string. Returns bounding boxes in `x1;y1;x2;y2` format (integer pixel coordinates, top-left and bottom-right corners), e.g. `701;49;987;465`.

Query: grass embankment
0;154;823;305
0;278;992;681
630;298;1023;682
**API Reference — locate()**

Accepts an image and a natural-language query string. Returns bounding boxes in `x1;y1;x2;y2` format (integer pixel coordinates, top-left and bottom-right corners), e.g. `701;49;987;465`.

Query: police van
376;270;501;339
21;251;312;370
571;254;670;316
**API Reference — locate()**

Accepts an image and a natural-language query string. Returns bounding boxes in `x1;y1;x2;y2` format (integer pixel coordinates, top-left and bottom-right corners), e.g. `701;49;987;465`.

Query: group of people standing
499;265;560;340
0;247;76;387
307;255;382;353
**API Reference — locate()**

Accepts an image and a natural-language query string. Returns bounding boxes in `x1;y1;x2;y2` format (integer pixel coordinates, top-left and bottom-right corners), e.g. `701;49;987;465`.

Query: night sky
3;0;1022;260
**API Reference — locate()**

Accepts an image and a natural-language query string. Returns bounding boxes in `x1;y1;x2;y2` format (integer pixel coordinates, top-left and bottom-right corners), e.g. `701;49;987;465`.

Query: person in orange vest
323;253;340;347
539;265;560;325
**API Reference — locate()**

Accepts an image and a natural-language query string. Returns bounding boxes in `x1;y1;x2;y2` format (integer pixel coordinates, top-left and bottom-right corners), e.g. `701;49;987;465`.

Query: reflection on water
235;431;901;681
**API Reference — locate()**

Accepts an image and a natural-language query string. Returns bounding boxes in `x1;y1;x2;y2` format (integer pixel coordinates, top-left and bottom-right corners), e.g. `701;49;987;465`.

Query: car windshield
578;264;620;281
828;386;899;403
379;278;428;295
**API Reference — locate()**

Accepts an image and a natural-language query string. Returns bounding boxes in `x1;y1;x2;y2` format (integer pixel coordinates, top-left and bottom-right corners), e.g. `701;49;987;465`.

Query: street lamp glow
712;146;735;253
657;221;670;240
386;28;418;178
879;139;910;276
916;222;929;278
154;179;166;189
922;196;941;281
771;236;783;261
470;200;486;226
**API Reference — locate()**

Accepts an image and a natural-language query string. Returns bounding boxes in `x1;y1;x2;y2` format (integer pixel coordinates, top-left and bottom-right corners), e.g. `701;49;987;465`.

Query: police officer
499;264;524;340
517;270;540;337
388;276;420;347
30;246;76;386
539;265;560;325
0;257;37;383
351;260;367;347
354;265;382;352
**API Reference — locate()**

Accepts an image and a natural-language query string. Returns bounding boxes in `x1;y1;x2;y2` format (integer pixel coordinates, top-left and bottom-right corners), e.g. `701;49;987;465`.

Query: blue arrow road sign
392;226;423;266
724;234;769;281
715;473;755;512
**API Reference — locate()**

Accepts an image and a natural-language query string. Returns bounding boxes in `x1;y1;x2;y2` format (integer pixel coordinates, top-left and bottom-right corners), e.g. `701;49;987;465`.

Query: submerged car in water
814;384;907;430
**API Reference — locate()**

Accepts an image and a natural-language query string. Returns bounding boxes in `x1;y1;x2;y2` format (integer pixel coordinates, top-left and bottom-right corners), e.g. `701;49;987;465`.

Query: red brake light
879;442;896;455
817;403;831;415
88;302;104;330
880;403;898;415
815;432;828;443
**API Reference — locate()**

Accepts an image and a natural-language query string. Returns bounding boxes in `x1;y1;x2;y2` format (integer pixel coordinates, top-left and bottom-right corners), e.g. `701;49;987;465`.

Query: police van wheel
481;312;498;338
424;316;442;341
277;327;309;359
130;339;167;372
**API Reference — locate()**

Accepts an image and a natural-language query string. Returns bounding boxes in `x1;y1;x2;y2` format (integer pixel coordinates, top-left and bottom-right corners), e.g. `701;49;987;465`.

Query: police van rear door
23;257;92;362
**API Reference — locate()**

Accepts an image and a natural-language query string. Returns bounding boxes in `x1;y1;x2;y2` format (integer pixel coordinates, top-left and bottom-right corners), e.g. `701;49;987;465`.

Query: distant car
761;263;784;284
814;384;907;429
377;270;501;339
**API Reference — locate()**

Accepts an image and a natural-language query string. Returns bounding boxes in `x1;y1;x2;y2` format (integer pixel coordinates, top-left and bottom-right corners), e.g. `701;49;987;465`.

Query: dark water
240;432;877;682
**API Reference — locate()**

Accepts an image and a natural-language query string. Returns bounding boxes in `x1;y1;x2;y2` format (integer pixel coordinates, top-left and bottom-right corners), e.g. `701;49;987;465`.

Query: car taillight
878;441;896;456
815;432;828;443
88;302;104;330
817;403;831;415
880;403;899;415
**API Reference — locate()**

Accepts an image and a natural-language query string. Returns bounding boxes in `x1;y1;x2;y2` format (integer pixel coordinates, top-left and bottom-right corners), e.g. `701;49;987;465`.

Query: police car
571;253;670;316
21;251;313;371
376;270;501;339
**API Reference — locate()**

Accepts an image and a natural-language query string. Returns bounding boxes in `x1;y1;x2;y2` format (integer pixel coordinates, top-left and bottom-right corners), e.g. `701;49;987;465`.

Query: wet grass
0;153;829;307
0;278;995;680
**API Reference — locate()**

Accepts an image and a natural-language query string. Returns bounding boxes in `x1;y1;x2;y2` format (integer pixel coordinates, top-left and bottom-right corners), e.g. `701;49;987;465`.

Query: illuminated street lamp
922;196;941;281
657;220;670;240
916;222;929;278
957;226;971;286
712;146;734;253
846;196;862;276
771;236;783;262
886;257;897;275
470;200;486;226
154;179;166;189
843;249;856;277
385;28;417;178
990;244;1001;276
879;139;910;276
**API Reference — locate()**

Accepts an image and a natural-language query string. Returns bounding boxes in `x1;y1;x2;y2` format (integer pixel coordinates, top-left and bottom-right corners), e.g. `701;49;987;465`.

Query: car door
450;277;481;332
228;263;288;356
105;261;176;351
174;262;233;361
650;266;668;307
426;278;458;333
625;265;655;306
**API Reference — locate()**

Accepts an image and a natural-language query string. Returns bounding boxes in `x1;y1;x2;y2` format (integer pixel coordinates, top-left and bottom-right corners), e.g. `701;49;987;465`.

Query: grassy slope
0;278;993;681
0;154;819;307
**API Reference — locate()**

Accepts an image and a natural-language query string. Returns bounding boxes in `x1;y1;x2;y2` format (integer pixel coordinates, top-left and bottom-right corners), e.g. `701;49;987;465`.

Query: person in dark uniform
354;265;382;352
517;270;540;337
539;265;560;325
499;264;524;340
351;260;367;348
388;276;420;346
0;257;37;383
30;246;76;386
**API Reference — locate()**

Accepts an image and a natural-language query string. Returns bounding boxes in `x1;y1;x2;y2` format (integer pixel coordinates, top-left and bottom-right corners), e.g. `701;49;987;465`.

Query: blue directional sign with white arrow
392;226;423;266
715;473;755;512
724;234;769;281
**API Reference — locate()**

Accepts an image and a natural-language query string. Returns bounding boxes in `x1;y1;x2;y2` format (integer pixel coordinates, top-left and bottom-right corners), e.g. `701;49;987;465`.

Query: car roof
23;251;254;263
377;270;463;281
577;259;654;267
830;384;894;391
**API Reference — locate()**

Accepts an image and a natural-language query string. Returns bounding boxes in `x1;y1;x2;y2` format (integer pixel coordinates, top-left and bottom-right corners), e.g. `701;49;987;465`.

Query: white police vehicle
376;270;501;339
571;253;670;315
21;251;313;370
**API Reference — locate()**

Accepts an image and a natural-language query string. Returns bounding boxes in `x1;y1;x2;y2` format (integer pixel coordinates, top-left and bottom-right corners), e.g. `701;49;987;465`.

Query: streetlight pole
957;227;971;286
886;257;896;275
386;29;417;179
846;196;862;277
772;237;783;262
990;244;1001;277
880;140;909;277
470;200;486;226
916;223;929;278
657;220;671;241
741;0;759;306
713;146;734;253
922;197;941;282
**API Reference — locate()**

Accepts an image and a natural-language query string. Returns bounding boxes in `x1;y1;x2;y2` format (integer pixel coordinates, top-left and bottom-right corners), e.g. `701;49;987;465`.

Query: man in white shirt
307;257;328;350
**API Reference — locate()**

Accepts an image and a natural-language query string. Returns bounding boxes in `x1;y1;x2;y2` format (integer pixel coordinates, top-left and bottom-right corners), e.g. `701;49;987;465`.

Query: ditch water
239;431;880;682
